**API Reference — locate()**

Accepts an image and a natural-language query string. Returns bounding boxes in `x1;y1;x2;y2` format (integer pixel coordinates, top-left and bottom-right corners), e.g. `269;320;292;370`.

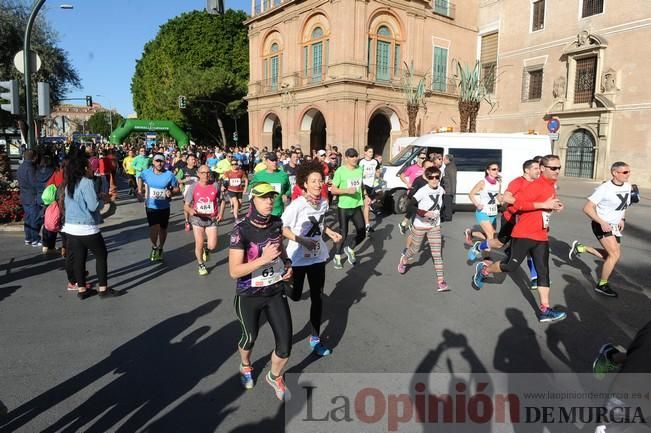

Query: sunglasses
198;171;210;174
617;170;630;175
489;167;500;171
427;175;441;180
544;165;562;171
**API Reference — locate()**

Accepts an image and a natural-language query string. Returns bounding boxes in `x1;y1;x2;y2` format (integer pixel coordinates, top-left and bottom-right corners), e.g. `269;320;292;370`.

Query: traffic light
178;95;187;109
233;131;238;142
0;80;19;115
38;82;51;116
85;95;93;107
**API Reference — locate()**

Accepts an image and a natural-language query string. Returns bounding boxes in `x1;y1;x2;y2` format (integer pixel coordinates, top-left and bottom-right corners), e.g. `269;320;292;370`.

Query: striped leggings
404;225;445;281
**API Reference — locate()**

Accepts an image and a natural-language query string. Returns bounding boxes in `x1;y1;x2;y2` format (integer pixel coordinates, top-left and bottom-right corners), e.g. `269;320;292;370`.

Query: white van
379;132;552;213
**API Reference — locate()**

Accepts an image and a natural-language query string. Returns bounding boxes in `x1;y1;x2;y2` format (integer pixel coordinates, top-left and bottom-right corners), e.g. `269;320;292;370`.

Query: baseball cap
153;154;165;162
250;182;279;197
317;149;327;157
265;152;278;161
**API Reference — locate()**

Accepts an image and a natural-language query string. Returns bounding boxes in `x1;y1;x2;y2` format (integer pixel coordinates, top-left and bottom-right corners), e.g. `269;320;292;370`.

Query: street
0;177;650;432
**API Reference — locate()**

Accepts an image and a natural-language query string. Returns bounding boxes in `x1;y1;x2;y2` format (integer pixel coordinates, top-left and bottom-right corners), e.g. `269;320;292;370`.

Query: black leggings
234;291;292;358
66;232;108;287
499;238;550;287
336;206;365;254
288;262;326;336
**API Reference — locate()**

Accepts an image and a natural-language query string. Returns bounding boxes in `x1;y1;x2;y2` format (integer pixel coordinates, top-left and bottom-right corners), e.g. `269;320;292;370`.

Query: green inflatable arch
109;119;189;148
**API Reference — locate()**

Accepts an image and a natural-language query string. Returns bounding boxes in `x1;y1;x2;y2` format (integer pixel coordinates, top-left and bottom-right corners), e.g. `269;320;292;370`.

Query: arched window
263;41;282;91
303;26;329;83
368;24;400;81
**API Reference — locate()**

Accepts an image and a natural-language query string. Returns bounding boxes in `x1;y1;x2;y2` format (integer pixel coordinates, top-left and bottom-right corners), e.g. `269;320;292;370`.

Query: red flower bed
0;190;23;223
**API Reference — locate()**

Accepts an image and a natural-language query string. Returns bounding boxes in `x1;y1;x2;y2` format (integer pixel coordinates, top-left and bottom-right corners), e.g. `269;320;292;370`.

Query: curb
0;222;24;233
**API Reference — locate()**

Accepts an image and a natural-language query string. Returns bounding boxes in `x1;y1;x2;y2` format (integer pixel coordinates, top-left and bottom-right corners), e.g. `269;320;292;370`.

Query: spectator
17;150;41;246
441;154;457;222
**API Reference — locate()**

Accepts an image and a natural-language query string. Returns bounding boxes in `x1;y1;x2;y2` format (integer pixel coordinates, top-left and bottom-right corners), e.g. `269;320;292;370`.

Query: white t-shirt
281;196;330;266
478;179;501;216
588;181;631;225
413;184;445;228
359;158;380;187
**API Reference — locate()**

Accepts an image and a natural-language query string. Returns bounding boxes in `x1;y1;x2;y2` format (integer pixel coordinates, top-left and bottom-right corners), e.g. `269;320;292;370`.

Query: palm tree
454;60;493;132
399;61;427;137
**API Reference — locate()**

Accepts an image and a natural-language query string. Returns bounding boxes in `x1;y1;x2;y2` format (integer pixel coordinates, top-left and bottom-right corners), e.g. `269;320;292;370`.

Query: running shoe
157;248;164;262
24;240;31;246
437;280;450;292
240;364;254;389
344;246;356;265
198;263;208;276
595;283;618;298
66;282;93;291
266;371;291;401
185;221;191;232
399;222;409;235
538;307;567;323
333;255;343;270
202;248;210;263
467;241;481;261
366;224;374;233
397;256;407;274
568;240;584;261
309;336;332;356
530;278;538;290
31;240;43;247
593;344;622;380
472;261;488;290
149;247;158;261
463;228;473;246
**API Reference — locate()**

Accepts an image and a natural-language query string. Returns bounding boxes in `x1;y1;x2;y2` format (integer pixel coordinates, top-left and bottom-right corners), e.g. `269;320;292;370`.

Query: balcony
432;0;456;19
252;0;294;17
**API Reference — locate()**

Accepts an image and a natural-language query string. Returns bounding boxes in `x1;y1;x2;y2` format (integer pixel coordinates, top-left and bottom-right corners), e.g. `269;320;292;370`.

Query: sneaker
397;256;407;274
467;241;482;261
156;248;164;262
333;255;343;270
198;263;208;276
463;228;473;246
437;280;450;292
66;282;93;291
266;371;291;401
98;288;120;298
309;336;332;356
202;248;210;263
530;278;538;290
595;283;618;298
240;365;254;389
399;222;408;235
365;224;374;233
569;240;583;261
538;307;567;323
472;261;488;290
149;247;158;261
25;240;31;246
31;240;43;247
593;344;622;380
77;289;96;300
185;221;191;232
344;246;356;265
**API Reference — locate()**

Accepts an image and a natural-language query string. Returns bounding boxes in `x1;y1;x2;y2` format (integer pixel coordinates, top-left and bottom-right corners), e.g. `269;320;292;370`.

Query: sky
44;0;250;117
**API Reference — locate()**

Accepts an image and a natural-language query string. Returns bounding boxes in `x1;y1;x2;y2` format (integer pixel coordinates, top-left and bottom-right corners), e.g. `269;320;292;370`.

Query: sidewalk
557;176;650;208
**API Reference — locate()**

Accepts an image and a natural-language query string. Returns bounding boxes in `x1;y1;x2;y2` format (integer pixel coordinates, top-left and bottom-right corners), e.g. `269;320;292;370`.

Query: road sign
13;50;42;74
548;132;559;140
547;117;560;133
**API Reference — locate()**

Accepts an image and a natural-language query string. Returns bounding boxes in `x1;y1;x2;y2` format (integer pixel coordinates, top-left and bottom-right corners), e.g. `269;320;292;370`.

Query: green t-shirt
250;169;291;216
333;165;363;209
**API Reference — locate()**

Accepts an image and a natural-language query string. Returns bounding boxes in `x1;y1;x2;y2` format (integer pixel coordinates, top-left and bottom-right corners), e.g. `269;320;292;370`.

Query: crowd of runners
13;139;645;408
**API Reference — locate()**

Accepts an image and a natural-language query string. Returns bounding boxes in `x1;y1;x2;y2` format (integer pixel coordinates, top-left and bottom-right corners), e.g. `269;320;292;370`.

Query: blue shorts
475;210;497;226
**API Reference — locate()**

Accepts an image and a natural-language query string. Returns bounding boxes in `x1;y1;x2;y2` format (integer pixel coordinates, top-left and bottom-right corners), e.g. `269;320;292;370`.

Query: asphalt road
0;177;649;432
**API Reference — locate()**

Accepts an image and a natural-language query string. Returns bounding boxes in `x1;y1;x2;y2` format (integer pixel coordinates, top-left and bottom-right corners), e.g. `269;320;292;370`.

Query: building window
304;26;328;83
574;56;597;103
480;32;498;94
263;41;282;91
433;0;450;17
581;0;604;18
368;25;400;82
522;68;543;101
532;0;545;31
432;46;448;92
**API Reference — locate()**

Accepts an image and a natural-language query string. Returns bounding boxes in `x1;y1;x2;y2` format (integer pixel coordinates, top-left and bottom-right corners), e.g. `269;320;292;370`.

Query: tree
87;110;124;138
399;62;427;137
131;9;249;145
454;60;494;132
0;0;81;130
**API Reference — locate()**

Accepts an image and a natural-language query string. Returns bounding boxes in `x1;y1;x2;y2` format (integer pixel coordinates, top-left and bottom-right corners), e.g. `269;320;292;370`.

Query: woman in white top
464;162;503;247
282;159;342;356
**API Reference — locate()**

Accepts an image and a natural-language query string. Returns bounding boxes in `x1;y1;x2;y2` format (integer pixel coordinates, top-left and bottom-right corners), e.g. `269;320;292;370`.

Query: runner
359;146;381;233
568;161;633;298
229;182;293;400
178;154;199;231
214;152;233;180
284;150;300;191
138;153;180;262
330;148;365;270
467;159;540;288
282;160;342;356
250;152;291;217
471;155;567;323
397;166;449;292
132;147;150;198
122;149;137;196
183;165;221;276
221;160;248;219
398;150;428;234
464;162;503;246
401;159;436;256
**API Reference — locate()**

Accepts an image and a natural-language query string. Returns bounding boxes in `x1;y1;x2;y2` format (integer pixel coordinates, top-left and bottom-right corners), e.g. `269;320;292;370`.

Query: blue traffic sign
547;118;560;133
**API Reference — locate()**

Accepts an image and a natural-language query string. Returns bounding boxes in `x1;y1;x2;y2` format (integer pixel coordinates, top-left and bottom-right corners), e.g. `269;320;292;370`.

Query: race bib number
485;203;498;217
348;178;362;191
195;198;214;215
149;187;167;200
251;258;284;287
289;175;297;187
271;183;282;193
610;224;622;237
363;166;375;181
542;211;552;229
302;237;322;258
229;178;242;187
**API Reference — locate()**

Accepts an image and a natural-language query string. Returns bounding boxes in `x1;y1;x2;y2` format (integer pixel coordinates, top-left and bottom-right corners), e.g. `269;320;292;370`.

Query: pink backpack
44;201;62;232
